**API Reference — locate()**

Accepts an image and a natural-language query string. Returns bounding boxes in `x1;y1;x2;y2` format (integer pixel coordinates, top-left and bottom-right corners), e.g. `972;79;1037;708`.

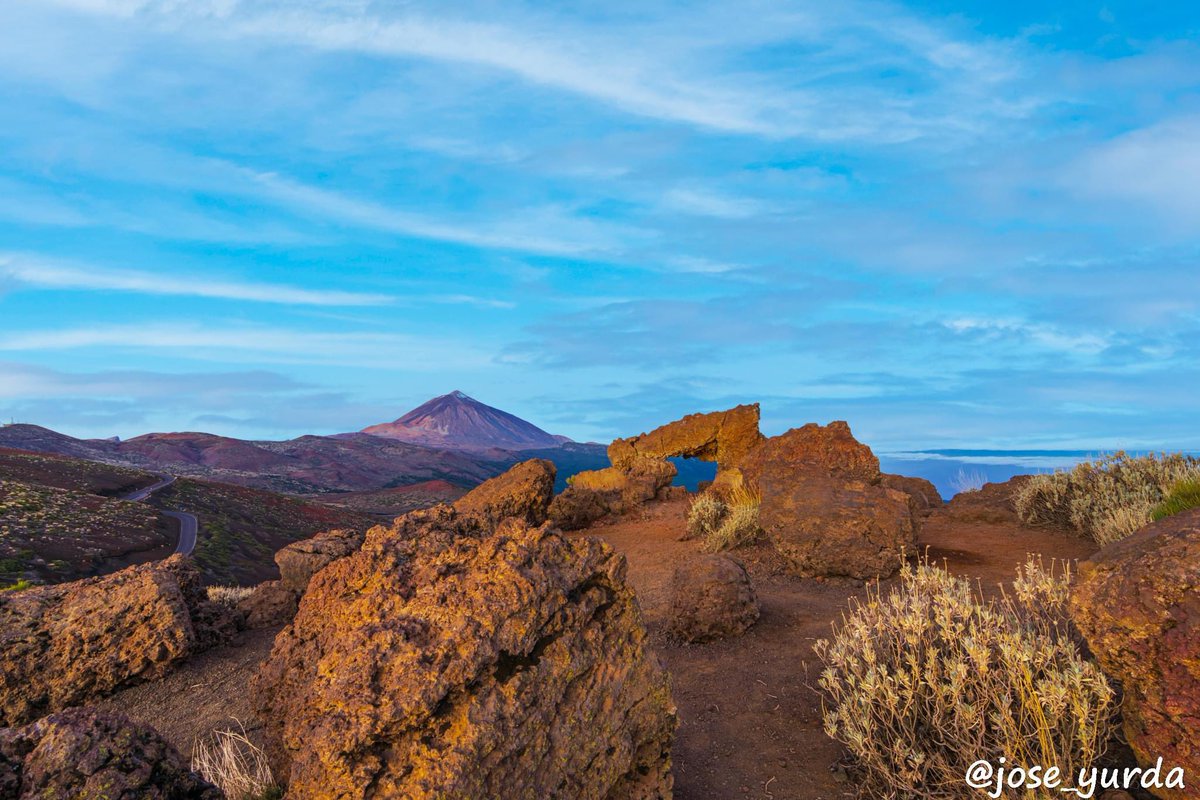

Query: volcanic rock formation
0;555;237;726
452;457;557;529
666;554;759;643
252;506;676;799
1071;508;1200;799
0;706;221;799
608;404;764;489
740;422;915;579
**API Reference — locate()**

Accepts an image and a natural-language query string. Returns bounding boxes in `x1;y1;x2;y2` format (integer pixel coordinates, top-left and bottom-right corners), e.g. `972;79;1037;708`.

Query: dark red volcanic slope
361;391;567;451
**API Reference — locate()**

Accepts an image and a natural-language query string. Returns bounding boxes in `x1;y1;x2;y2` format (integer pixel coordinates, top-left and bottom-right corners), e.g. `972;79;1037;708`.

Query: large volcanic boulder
253;506;676;799
0;706;221;799
275;527;366;593
0;555;237;726
666;554;759;644
238;579;300;629
740;422;914;579
881;473;943;513
608;404;763;488
1071;508;1200;799
453;457;557;529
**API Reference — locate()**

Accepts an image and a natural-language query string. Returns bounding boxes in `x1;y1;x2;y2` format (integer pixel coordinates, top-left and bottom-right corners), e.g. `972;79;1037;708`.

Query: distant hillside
0;423;511;494
0;449;173;586
361;391;568;451
147;478;376;586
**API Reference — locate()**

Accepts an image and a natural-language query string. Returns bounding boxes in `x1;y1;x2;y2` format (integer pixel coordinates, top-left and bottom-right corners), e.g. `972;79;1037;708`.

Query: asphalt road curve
121;475;198;555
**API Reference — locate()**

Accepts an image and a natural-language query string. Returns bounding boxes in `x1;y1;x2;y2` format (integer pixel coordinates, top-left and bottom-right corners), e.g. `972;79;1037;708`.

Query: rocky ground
91;483;1099;800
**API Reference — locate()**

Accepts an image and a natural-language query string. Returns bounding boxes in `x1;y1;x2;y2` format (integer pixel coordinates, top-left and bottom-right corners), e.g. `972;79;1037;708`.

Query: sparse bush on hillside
815;558;1115;799
191;723;280;800
1014;452;1200;545
206;585;254;608
1151;477;1200;522
685;488;761;551
0;578;33;592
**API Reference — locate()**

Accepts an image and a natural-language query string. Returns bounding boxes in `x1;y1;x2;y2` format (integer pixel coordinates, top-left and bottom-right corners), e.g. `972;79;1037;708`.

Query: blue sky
1;0;1198;451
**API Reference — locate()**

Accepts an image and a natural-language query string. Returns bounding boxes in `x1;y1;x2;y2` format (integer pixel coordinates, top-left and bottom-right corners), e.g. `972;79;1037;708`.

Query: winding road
121;475;198;556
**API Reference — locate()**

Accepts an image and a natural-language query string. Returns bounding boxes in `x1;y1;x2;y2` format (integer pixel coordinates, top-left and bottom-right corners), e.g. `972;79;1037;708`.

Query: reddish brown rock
666;554;759;643
275;527;366;593
737;422;914;579
738;421;880;490
608;404;763;486
0;555;236;726
0;706;221;799
943;475;1031;525
762;478;915;579
238;579;300;629
547;485;618;531
881;473;944;513
452;458;557;530
1070;508;1200;800
253;506;675;799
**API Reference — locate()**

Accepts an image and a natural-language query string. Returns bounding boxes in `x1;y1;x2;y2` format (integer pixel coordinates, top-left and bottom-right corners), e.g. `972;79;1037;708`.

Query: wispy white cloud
0;323;493;370
0;253;392;306
246;170;628;257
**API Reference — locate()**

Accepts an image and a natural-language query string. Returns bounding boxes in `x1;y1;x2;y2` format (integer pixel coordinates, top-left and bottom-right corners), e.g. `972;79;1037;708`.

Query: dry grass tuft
685;487;761;551
191;722;280;800
815;557;1115;799
206;585;254;608
949;468;987;495
1015;451;1200;545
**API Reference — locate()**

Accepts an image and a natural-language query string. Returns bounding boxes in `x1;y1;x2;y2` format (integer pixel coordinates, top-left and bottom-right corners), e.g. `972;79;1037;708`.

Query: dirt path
571;492;1098;800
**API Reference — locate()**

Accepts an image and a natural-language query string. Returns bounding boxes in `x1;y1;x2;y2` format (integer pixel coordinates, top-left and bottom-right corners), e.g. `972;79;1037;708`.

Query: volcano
360;391;569;451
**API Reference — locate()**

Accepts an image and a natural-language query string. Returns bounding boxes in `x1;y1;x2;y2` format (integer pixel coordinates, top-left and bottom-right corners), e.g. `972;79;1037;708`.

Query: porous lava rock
237;579;300;629
275;527;366;593
739;422;914;579
608;405;763;487
738;421;880;489
764;478;914;579
252;506;676;799
452;457;556;529
0;555;236;726
1071;508;1200;800
881;474;943;513
943;475;1030;525
0;706;221;799
666;554;759;643
547;484;618;531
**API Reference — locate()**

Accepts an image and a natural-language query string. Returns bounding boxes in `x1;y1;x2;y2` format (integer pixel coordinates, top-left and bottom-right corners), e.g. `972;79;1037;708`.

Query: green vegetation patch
1151;477;1200;522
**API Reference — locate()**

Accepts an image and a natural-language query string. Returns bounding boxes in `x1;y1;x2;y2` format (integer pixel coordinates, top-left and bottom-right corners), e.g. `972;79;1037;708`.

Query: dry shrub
685;492;725;540
949;468;987;495
206;585;254;607
685;488;762;551
815;557;1115;799
191;722;280;800
1015;452;1200;545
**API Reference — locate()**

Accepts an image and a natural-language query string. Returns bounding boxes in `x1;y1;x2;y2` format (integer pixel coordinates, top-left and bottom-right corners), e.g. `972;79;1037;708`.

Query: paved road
121;475;198;556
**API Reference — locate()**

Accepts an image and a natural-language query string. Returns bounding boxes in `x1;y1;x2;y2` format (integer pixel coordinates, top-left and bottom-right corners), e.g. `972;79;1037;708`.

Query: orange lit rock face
0;555;236;727
253;506;676;799
608;404;764;485
452;457;557;529
1071;508;1200;800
